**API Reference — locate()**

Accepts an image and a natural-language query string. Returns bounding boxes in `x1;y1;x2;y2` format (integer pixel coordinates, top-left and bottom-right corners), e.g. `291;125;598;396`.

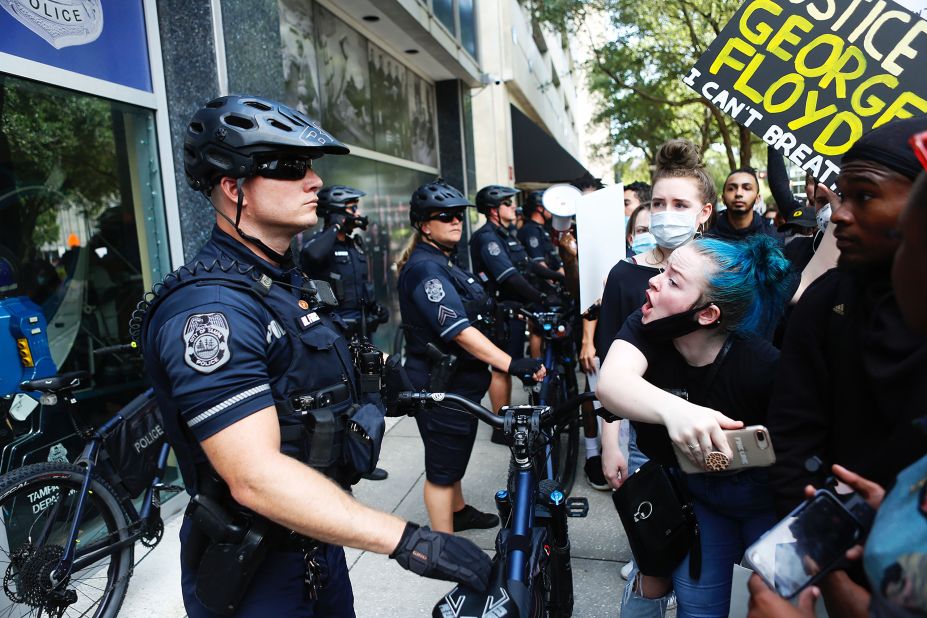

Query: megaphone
542;184;581;231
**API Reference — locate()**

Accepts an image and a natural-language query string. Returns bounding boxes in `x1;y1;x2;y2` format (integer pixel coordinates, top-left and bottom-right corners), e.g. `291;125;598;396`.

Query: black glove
508;357;544;385
390;522;491;591
326;211;346;229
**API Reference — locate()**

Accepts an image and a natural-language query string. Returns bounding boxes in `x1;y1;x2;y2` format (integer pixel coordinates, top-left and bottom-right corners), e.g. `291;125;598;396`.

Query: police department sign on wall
684;0;927;188
0;0;103;49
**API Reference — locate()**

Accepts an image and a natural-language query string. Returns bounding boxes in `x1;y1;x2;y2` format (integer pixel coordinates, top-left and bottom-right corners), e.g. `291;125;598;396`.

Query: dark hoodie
706;210;783;243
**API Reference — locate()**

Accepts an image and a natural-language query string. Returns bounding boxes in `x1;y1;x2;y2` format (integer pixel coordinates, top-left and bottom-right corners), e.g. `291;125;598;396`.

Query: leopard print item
705;451;731;472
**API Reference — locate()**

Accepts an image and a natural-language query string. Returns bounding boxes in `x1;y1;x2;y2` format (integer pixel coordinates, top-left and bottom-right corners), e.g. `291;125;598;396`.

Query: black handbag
612;460;701;578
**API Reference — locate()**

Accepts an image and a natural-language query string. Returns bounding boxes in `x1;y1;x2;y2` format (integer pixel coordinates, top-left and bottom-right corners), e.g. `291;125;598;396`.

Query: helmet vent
224;114;255;130
189;121;204;134
268;119;292;132
206;99;225;109
244;100;272;111
279;109;308;127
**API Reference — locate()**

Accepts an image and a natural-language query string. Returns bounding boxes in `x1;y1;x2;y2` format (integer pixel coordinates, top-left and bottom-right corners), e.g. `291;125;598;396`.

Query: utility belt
185;468;324;614
275;382;384;480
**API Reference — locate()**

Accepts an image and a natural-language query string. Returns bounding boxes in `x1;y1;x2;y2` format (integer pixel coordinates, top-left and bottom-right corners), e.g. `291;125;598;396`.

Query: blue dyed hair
689;235;792;336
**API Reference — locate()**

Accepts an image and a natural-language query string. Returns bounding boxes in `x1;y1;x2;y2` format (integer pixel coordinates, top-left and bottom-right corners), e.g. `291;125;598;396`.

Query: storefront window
309;157;433;354
0;76;169;471
433;0;457;35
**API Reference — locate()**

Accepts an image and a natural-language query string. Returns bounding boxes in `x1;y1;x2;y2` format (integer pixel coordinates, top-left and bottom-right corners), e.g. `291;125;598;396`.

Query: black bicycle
518;305;582;496
0;345;182;618
399;389;616;617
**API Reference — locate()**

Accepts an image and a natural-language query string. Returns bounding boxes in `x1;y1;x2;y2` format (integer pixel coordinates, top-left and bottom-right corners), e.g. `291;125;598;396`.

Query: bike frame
33;397;171;579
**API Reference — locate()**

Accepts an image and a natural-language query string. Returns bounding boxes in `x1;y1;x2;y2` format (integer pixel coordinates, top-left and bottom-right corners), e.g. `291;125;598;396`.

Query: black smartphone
743;489;864;598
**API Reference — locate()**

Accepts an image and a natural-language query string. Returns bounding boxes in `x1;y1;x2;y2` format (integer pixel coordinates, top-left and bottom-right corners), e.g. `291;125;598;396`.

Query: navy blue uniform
300;227;376;326
398;242;493;484
518;219;562;271
141;226;371;617
469;221;529;361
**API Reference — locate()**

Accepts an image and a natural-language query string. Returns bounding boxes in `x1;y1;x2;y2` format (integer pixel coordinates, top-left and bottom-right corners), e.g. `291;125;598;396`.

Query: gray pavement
120;387;635;617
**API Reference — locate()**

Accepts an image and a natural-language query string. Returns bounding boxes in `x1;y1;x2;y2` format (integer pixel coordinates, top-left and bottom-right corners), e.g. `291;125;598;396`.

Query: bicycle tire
0;462;134;618
547;372;580;497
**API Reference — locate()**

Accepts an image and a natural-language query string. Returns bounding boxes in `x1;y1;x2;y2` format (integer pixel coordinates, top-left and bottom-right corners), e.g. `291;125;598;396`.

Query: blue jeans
672;469;776;618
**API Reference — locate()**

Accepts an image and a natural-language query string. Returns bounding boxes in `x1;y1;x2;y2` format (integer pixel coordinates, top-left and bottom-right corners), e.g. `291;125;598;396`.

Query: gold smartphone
673;425;776;474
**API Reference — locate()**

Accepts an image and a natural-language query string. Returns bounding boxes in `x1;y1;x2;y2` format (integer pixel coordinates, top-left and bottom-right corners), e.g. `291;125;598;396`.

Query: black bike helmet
475;185;518;215
184;94;349;193
522;190;545;216
317;185;367;214
409;179;472;225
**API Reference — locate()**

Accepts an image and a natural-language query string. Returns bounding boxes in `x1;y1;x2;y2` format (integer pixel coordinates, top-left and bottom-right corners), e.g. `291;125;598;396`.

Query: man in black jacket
768;116;927;517
707;167;782;243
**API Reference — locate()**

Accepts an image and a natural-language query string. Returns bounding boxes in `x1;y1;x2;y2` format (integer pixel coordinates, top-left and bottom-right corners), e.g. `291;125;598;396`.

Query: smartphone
673;425;776;474
743;490;864;598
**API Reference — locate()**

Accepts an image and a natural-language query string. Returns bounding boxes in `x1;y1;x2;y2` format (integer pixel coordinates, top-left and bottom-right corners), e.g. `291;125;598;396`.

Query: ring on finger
687;442;699;449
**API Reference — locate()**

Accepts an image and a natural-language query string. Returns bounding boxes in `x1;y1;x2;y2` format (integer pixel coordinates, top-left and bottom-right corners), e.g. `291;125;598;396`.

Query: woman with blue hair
596;232;792;617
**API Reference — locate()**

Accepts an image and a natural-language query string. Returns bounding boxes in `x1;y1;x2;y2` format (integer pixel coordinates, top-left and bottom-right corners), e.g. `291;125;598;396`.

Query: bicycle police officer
468;185;554;437
396;179;546;534
137;95;490;617
300;185;390;482
518;190;564;274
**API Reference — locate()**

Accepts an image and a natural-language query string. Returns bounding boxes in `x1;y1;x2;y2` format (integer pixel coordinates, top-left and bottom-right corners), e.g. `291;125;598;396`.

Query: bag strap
703;335;734;397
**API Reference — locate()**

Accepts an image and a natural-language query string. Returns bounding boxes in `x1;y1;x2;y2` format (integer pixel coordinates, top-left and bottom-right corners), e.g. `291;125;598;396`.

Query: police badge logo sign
2;0;103;49
529;236;539;248
488;241;502;256
424;278;445;303
183;313;231;374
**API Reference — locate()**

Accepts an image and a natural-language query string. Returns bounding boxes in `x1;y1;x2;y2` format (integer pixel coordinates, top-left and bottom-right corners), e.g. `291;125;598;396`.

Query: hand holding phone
673;425;775;474
743;489;871;599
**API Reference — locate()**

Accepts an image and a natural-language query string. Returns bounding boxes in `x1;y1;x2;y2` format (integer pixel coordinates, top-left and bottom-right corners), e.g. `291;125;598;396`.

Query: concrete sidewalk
121;389;634;617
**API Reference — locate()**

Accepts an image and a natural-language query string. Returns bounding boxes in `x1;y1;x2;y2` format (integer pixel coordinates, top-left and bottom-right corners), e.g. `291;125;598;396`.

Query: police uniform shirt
399;242;475;347
301;229;372;314
469;222;527;288
518;219;562;271
145;227;354;451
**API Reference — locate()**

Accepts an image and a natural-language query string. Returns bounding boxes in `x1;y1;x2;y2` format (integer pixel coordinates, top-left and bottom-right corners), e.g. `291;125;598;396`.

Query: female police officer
137;96;490;617
396;179;546;534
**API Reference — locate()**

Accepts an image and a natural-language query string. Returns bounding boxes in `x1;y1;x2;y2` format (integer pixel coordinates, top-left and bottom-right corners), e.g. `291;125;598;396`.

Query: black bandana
639;303;721;342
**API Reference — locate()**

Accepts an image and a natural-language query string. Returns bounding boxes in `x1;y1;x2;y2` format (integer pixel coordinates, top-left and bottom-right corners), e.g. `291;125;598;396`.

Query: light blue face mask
631;231;657;254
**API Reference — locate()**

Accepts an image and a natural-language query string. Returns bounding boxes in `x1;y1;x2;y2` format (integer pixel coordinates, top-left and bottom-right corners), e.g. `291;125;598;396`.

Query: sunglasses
912;130;927;172
427;210;465;223
255;156;313;180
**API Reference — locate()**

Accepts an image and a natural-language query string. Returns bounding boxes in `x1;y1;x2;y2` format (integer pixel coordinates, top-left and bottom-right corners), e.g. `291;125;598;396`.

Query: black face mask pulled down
639;303;721;342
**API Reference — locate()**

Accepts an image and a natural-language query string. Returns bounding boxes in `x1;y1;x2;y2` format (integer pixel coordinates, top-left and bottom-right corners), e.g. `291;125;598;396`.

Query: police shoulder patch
528;236;539;248
488;241;502;256
424;278;445;302
183;313;231;374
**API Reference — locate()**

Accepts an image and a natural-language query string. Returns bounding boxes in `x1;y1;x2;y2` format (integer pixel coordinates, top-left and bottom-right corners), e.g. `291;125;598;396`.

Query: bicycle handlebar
396;390;620;427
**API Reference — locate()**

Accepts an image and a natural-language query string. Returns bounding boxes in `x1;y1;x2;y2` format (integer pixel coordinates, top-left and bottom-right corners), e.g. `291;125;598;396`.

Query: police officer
518;190;565;274
137;95;490;617
469;185;557;435
300;185;390;481
397;179;546;534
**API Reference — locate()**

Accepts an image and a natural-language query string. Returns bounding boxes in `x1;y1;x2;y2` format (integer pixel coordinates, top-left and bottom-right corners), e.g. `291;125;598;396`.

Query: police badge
183;313;232;374
529;236;540;248
488;241;502;256
424;278;445;302
1;0;104;49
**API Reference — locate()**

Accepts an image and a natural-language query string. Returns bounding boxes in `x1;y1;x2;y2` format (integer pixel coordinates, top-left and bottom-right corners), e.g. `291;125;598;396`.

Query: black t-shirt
594;259;659;359
615;309;781;466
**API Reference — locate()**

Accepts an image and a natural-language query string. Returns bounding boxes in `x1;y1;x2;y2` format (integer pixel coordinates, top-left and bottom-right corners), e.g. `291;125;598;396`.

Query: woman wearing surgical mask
626;203;655;256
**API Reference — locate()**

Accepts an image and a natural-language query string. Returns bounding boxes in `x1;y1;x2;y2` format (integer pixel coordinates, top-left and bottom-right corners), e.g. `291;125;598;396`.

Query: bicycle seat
21;370;91;394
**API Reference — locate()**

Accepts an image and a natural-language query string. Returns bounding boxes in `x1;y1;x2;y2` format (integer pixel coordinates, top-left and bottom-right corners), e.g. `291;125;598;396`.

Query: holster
187;473;275;615
425;342;457;391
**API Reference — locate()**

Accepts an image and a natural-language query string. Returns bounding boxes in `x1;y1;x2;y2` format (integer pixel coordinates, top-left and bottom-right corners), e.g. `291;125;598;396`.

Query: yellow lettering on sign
787;90;838;130
767;13;815;61
733;54;768;103
710;37;758;75
817;44;866;98
874;91;927;128
795;34;845;80
850;73;898;116
740;0;784;45
764;73;805;112
814;111;863;155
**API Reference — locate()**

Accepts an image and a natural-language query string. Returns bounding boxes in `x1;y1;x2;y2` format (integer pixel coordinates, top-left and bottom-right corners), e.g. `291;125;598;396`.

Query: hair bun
744;235;790;288
656;139;703;172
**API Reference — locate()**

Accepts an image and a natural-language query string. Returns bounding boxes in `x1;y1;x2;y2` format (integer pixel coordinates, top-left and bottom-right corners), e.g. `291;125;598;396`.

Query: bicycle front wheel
0;462;134;618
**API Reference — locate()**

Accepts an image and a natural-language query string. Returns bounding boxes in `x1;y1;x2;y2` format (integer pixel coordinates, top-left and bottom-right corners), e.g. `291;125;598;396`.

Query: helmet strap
211;178;291;264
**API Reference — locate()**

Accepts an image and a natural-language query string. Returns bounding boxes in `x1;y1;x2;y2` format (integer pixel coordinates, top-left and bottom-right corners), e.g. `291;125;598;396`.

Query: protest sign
683;0;927;188
576;184;626;315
